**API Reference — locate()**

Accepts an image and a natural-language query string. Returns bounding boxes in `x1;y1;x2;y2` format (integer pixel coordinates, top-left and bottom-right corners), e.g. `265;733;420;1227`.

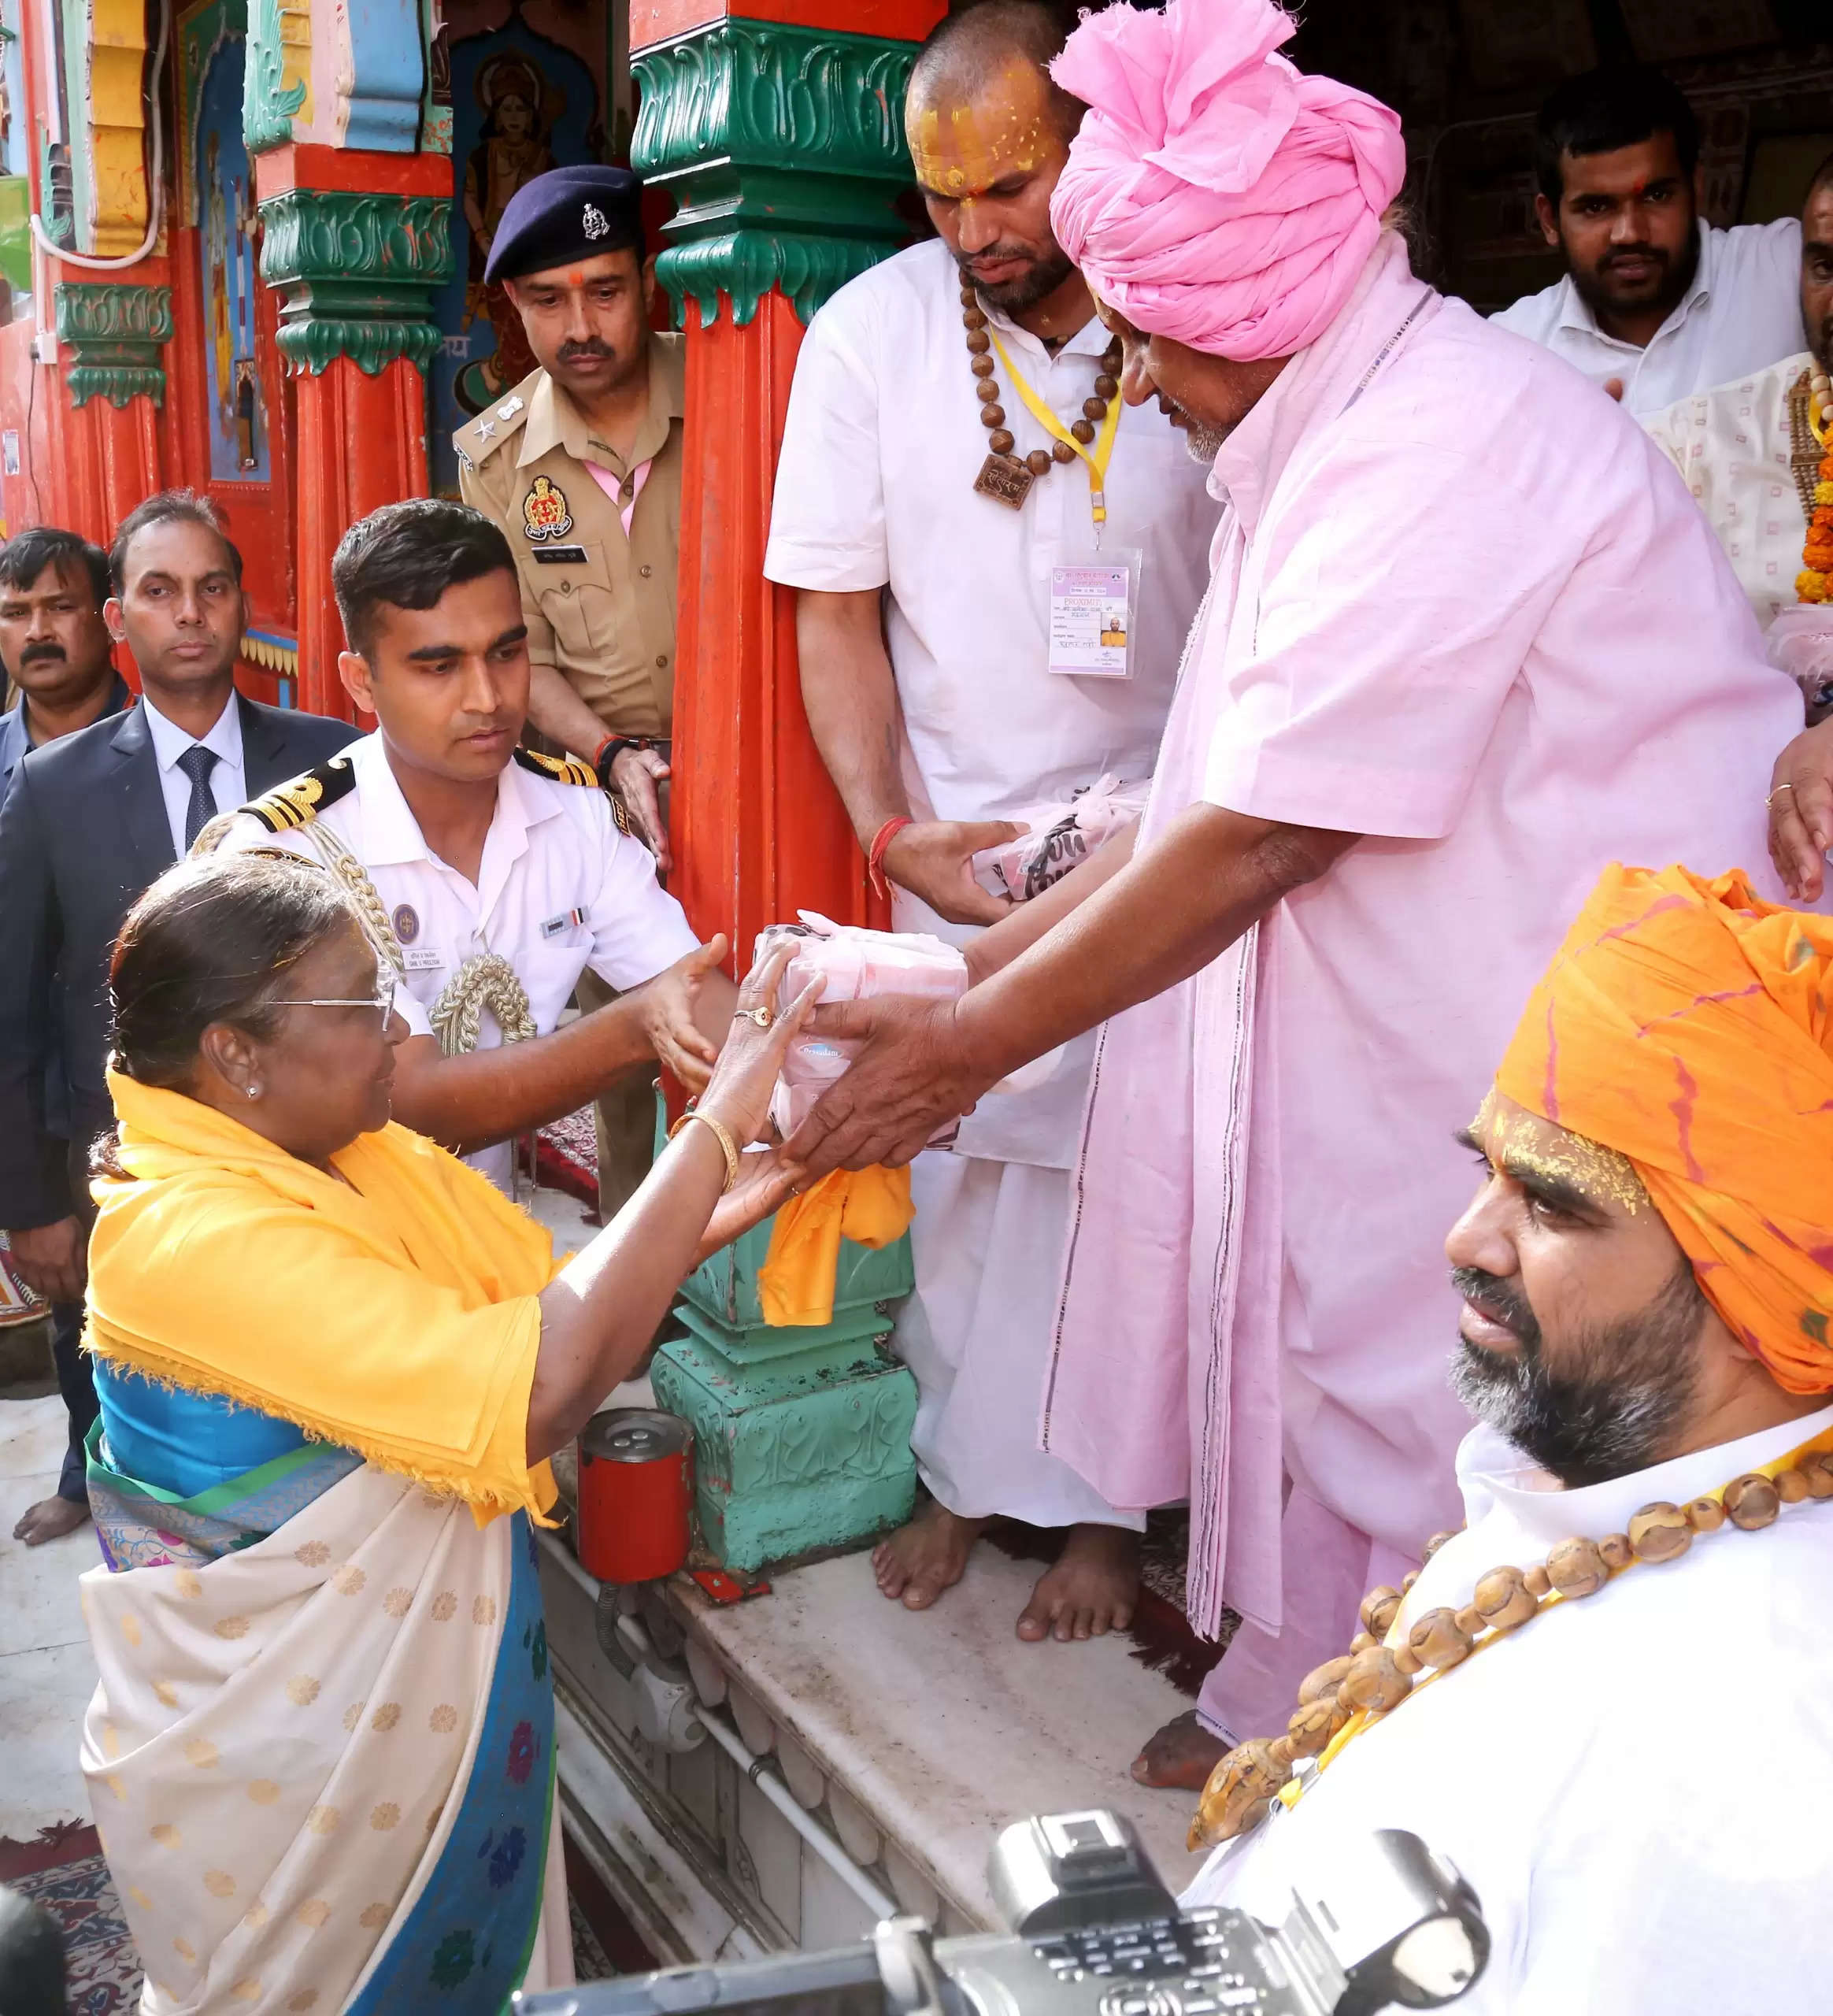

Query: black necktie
176;744;219;852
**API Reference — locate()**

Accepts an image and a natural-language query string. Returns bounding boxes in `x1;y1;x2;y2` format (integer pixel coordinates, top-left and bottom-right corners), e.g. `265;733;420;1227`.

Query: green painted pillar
631;0;946;1574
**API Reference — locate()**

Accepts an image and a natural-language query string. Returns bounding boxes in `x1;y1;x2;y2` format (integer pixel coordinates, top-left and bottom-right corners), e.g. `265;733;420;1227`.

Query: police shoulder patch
243;754;358;833
513;747;597;788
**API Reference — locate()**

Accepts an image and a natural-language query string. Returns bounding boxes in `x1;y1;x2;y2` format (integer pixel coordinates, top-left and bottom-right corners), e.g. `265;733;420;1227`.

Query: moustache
17;642;67;665
1601;243;1668;269
557;339;616;362
1450;1264;1541;1350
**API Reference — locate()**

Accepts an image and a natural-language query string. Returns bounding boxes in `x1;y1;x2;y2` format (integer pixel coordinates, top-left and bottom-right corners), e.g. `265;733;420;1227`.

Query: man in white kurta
764;5;1218;1638
1186;864;1833;2015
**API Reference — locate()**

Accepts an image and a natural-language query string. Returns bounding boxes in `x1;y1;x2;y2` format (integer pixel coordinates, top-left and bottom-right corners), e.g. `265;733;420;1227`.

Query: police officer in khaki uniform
456;164;686;1220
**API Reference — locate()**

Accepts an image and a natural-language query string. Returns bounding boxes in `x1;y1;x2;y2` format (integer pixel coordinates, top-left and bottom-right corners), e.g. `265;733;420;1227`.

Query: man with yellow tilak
764;1;1217;1640
1180;862;1833;2013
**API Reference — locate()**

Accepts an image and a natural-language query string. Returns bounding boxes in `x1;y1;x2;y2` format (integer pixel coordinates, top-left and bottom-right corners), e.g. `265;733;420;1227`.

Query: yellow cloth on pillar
757;1167;914;1328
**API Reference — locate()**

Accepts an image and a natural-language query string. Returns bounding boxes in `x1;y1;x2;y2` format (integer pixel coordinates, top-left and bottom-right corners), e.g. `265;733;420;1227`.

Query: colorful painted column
243;0;446;717
630;0;943;1573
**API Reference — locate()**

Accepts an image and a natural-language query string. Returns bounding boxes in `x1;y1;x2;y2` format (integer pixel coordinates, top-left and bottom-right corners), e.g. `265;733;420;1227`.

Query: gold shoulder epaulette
513;747;596;788
242;754;359;833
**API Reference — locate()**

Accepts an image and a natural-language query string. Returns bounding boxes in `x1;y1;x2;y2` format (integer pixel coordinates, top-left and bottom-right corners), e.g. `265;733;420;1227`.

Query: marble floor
0;1387;100;1846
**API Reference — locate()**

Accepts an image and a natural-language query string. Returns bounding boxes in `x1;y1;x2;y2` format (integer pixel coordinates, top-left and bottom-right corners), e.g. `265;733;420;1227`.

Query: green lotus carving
54;284;175;408
257;188;454;376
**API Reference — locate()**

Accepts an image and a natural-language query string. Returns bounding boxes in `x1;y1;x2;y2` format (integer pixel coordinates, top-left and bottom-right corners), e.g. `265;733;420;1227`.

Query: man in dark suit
0;527;131;1547
0;491;352;1542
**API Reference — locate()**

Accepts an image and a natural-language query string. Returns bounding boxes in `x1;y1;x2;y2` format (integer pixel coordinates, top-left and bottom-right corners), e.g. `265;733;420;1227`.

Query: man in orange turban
1178;862;1833;2010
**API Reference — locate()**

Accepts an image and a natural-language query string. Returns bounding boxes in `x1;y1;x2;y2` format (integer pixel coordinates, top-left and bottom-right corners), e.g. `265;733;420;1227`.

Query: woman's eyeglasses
269;978;398;1023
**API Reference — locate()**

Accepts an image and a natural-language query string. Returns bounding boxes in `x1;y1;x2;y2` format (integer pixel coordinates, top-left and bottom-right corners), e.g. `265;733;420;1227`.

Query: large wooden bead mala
963;280;1123;510
1189;1446;1833;1851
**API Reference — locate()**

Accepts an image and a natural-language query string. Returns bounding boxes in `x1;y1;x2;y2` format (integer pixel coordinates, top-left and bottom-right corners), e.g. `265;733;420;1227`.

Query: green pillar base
654;1212;917;1573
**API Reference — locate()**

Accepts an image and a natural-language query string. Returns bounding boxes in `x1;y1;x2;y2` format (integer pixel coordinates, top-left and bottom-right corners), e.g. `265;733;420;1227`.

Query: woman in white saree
76;852;811;2016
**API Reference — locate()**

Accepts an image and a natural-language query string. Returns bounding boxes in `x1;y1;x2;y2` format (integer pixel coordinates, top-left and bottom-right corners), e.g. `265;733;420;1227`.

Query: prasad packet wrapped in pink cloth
754;912;968;1137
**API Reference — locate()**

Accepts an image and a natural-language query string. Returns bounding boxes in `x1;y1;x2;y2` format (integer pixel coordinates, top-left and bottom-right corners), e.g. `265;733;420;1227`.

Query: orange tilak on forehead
909;58;1054;199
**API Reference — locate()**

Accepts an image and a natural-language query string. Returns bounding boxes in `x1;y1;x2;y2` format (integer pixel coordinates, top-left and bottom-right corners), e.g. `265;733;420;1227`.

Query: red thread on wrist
868;816;913;900
592;733;619;769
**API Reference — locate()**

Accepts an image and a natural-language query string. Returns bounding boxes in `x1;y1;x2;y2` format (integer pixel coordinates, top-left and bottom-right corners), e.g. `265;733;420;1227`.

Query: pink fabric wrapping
972;774;1151;903
756;913;967;1137
1048;0;1406;361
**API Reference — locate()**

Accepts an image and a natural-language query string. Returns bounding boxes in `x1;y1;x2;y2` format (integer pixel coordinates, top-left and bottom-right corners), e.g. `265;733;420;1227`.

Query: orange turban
1495;864;1833;1395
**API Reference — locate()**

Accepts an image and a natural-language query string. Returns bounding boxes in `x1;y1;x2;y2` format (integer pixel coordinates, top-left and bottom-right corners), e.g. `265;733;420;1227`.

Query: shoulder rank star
522;474;574;542
477;418;497;440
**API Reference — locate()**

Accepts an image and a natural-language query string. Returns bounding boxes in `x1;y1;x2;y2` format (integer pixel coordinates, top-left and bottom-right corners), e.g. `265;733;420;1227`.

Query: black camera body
517;1809;1487;2016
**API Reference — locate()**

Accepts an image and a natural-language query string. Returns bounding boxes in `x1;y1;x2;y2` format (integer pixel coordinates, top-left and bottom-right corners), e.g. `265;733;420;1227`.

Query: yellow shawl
87;1072;561;1523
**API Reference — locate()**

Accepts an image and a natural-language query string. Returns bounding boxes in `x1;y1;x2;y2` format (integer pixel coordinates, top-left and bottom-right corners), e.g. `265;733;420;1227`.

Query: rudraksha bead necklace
1191;1433;1833;1850
964;280;1123;510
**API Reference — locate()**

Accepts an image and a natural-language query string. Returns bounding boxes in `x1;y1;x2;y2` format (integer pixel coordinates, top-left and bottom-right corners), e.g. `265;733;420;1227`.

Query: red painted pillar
631;0;945;963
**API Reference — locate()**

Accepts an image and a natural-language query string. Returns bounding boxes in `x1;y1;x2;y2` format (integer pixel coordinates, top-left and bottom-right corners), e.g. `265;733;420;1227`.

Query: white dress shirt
140;690;246;860
1490;219;1806;415
1644;350;1816;632
764;235;1220;1166
215;730;698;1191
1183;1401;1833;2014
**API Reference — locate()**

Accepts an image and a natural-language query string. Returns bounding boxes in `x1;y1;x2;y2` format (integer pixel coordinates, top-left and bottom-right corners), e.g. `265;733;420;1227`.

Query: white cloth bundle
973;773;1150;902
756;912;968;1137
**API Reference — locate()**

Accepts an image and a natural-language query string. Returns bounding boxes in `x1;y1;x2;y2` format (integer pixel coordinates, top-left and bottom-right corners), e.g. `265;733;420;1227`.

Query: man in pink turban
787;0;1813;1791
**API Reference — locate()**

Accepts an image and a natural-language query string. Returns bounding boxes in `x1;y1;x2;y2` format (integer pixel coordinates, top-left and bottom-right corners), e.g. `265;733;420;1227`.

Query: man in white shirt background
1491;65;1805;414
208;499;734;1197
764;0;1219;1646
0;491;350;1540
1183;863;1833;2015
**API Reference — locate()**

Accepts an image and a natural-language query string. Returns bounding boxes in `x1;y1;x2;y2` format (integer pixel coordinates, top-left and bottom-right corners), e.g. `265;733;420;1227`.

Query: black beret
483;165;646;285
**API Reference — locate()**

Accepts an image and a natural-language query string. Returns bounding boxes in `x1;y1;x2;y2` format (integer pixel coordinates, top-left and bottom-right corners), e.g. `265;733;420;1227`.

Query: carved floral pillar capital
53;281;175;408
632;13;925;328
256;182;454;377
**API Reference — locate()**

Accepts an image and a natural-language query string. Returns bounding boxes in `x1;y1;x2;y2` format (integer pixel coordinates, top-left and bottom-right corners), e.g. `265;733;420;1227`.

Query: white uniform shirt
1185;1402;1833;2014
1490;219;1805;415
143;691;247;858
1644;350;1816;632
763;236;1219;1165
216;730;698;1191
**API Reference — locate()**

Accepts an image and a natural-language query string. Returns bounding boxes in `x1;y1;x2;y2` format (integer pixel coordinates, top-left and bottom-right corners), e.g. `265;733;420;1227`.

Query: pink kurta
1042;234;1814;1737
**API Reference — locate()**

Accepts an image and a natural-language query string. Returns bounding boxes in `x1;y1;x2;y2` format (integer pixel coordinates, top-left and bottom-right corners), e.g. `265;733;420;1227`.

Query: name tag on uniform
541;907;588;939
402;947;444;972
1049;550;1142;678
531;547;590;566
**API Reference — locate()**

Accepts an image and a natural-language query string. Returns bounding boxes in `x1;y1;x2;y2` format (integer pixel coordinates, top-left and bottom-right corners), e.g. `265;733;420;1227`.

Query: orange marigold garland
1802;368;1833;605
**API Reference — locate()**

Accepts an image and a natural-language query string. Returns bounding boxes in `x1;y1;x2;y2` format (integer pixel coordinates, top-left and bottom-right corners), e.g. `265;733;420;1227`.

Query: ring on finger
735;1005;774;1029
1768;783;1797;806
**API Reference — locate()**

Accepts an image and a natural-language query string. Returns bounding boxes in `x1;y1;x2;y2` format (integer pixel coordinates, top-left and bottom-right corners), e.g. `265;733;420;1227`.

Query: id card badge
1048;547;1142;678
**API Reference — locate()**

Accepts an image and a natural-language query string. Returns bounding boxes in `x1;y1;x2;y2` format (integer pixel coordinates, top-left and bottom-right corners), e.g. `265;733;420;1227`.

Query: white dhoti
894;1151;1145;1533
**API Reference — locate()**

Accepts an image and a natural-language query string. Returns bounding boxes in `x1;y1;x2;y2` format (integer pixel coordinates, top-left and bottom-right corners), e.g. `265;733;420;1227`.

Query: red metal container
575;1408;694;1584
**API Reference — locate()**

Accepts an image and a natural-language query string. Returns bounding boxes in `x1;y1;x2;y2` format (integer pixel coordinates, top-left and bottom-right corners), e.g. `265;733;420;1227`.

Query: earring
246;1084;261;1100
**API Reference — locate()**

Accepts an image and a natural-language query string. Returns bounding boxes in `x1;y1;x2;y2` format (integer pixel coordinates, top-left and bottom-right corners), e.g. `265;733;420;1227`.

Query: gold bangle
668;1109;739;1194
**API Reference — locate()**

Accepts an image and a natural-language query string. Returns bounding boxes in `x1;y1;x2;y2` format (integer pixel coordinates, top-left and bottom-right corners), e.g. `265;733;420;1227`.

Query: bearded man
1179;864;1833;2014
1493;65;1806;413
764;0;1219;1643
785;0;1809;1792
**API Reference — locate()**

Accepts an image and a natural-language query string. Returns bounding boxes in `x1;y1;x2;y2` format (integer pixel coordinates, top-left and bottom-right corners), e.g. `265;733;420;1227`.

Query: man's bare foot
13;1494;90;1547
1132;1708;1228;1790
1016;1524;1139;1644
872;1500;990;1610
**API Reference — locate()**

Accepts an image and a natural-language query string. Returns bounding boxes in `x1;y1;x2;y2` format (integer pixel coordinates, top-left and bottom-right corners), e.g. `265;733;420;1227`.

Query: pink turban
1049;0;1407;361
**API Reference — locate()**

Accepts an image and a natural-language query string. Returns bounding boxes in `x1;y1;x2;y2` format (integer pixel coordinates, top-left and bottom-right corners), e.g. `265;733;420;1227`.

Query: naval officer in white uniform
208;498;735;1195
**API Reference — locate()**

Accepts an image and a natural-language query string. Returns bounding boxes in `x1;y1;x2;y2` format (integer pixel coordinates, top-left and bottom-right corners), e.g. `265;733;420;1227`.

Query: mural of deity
457;53;560;411
196;35;267;480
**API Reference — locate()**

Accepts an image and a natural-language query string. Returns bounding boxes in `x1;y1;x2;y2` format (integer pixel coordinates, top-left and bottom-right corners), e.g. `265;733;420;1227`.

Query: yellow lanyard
1283;1415;1833;1810
988;329;1124;526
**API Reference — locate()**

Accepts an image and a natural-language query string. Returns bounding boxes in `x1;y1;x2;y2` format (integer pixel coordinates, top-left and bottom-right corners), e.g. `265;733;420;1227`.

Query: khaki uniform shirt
456;332;683;739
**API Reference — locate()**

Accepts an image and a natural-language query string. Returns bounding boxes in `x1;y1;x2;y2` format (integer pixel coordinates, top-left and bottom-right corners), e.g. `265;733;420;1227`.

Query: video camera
516;1808;1487;2016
